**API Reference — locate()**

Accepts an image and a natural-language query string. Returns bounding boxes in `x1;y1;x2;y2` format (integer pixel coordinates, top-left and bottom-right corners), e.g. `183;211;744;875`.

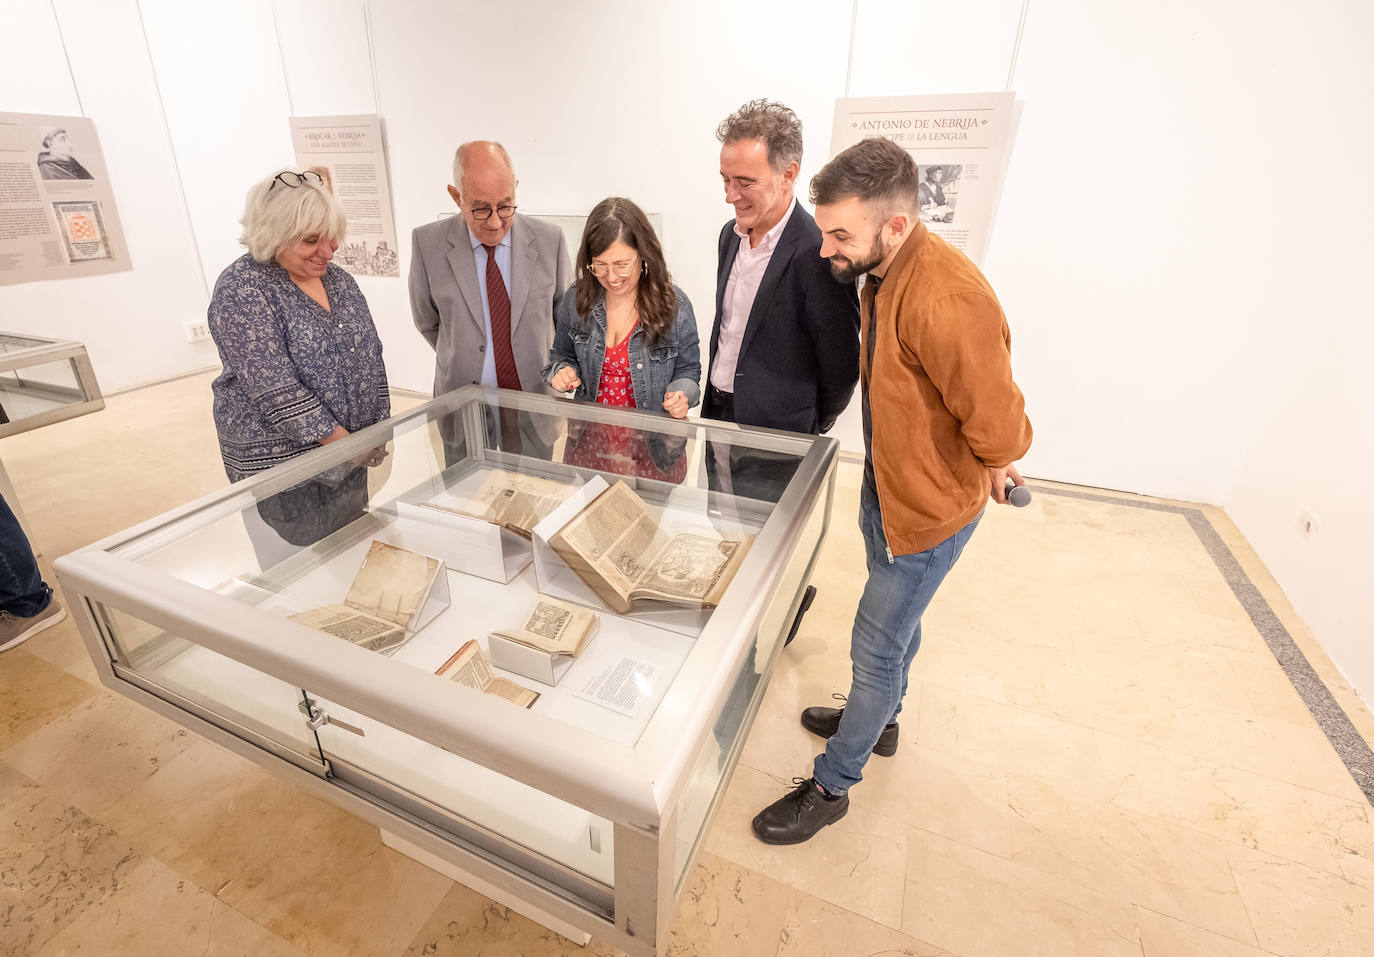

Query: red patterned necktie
483;244;521;390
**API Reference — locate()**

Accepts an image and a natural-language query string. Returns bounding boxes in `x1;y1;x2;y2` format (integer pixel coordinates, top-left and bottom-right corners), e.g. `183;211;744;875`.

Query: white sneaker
0;599;67;652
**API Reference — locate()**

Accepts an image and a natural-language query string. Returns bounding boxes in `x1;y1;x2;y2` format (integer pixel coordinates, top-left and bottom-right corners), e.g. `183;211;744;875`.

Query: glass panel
0;357;86;424
310;703;615;888
96;604;325;768
673;463;834;886
107;393;813;747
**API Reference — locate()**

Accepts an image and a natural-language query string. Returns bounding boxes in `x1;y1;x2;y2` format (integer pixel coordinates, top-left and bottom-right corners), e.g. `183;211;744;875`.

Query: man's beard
826;231;885;283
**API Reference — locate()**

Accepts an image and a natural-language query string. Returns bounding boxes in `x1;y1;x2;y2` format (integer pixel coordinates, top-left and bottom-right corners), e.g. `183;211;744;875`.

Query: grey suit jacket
409;213;572;399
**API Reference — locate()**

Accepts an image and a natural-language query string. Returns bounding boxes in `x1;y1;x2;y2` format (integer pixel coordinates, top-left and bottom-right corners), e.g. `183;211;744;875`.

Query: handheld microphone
1005;481;1032;508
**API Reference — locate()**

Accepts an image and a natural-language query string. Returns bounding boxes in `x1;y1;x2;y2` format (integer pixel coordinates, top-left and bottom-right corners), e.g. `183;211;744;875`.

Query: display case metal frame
0;332;105;439
54;386;837;956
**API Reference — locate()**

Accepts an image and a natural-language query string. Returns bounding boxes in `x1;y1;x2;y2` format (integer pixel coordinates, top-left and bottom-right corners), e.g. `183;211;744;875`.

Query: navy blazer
709;204;860;435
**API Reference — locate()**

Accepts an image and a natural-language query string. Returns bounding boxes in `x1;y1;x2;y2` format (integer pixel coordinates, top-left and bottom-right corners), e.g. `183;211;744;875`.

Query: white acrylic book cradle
531;475;711;640
387;500;530;584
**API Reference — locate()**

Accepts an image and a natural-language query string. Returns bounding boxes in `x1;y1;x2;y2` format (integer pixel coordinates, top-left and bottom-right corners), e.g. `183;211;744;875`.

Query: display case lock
298;698;366;737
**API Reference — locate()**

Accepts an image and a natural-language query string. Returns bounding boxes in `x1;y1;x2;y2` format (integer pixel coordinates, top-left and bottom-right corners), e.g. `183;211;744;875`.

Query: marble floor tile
859;744;1012;859
1227;845;1374;956
1006;773;1258;944
1;689;193;817
1136;907;1274;957
662;851;794;957
1227;656;1321;727
1097;733;1374;878
11;588;101;685
96;739;453;957
0;762;143;957
775;893;953;956
33;857;305;957
903;827;1139;956
916;683;1112;801
704;764;908;929
0;649;102;750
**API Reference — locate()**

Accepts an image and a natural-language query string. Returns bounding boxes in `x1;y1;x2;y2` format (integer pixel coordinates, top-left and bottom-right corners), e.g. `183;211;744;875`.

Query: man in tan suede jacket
752;136;1032;845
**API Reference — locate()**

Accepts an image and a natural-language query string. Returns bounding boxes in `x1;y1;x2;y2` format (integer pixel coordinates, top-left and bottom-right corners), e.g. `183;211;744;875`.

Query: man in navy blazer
706;100;860;650
705;100;860;491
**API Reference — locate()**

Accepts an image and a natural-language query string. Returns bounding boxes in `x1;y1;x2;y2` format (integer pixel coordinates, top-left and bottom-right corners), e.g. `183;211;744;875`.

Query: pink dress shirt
709;198;798;393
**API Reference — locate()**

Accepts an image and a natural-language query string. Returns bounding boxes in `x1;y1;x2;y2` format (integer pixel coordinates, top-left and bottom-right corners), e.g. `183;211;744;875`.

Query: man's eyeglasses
270;170;324;191
587;259;641;279
469;204;517;222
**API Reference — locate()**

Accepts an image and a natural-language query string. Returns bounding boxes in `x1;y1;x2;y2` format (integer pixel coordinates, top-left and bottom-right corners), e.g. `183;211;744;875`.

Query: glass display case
0;332;104;438
0;333;104;554
54;386;836;956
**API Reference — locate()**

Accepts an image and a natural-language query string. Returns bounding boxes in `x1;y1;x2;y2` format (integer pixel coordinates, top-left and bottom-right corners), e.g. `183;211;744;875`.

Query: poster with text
289;114;399;278
0;112;131;286
829;92;1015;264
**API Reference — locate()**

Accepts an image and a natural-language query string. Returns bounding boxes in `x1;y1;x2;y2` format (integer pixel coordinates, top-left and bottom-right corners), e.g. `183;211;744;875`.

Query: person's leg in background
0;494;65;653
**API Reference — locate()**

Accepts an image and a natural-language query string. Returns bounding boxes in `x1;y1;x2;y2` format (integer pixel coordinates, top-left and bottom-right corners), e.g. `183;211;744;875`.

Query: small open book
420;469;576;539
491;594;598;658
436;640;539;708
547;481;753;614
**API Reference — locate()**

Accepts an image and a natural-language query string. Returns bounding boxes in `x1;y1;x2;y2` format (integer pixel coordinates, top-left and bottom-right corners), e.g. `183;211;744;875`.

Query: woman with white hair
207;169;389;547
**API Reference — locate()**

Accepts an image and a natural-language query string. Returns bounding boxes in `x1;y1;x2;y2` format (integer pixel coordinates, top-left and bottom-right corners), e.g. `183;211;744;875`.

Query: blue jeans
0;495;50;617
813;485;980;795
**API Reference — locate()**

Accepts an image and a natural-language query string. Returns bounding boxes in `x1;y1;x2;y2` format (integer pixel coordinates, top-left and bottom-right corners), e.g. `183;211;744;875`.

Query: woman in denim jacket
542;197;700;480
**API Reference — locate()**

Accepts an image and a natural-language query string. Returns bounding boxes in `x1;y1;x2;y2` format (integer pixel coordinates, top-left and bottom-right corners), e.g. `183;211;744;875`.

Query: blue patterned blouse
208;254;389;482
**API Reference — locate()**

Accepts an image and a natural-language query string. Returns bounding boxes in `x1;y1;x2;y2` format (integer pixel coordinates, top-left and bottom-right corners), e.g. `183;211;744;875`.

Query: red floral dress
563;328;687;482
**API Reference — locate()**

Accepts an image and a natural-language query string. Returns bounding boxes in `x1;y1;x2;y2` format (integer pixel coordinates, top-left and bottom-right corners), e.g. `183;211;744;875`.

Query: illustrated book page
288;604;407;654
436;640;539;708
548;481;753;613
425;469;577;538
491;595;599;657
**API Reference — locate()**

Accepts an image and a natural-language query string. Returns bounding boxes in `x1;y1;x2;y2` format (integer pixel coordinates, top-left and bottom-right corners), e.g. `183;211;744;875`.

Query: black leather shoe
783;585;817;647
800;702;899;757
751;777;849;845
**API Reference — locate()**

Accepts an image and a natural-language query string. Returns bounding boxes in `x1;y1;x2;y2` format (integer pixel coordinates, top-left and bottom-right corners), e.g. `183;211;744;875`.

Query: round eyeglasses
270;170;324;191
587;259;642;279
469;204;517;222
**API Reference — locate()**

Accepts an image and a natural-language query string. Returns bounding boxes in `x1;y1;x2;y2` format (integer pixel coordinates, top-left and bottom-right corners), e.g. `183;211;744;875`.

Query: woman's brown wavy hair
574;197;676;345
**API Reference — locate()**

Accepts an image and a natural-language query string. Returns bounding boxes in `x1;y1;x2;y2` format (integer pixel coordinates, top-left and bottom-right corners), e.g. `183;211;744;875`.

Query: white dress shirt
710;198;797;393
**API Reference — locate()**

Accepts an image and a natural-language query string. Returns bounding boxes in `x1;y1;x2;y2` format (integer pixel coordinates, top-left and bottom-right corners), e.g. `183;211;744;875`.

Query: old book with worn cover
548;481;753;614
288;604;408;654
420;469;575;539
436;640;539;708
491;595;599;658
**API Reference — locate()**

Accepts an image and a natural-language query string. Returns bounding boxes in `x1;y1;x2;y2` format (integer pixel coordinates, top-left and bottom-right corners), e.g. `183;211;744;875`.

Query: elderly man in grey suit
410;140;571;456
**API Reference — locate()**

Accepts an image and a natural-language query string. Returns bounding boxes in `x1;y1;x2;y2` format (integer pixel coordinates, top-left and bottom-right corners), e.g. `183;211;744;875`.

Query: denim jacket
541;284;702;411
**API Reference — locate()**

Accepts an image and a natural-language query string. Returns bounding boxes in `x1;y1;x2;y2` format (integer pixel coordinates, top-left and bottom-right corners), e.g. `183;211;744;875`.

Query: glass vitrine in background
55;386;836;956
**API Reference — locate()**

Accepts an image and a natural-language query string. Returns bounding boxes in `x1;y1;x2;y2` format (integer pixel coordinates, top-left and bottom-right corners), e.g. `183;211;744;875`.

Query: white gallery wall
2;0;1372;701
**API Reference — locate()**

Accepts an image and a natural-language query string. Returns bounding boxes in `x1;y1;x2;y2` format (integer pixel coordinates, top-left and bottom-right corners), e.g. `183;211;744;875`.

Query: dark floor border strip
1035;484;1374;806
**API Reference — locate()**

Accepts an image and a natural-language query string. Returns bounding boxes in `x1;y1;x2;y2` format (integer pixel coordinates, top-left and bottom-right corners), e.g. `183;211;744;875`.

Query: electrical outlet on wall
183;320;212;343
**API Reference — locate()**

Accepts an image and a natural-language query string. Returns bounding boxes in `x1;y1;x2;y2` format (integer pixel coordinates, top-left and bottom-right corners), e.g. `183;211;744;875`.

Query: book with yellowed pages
437;640;540;708
288;604;408;654
420;469;576;539
287;541;449;653
547;481;753;615
491;595;599;658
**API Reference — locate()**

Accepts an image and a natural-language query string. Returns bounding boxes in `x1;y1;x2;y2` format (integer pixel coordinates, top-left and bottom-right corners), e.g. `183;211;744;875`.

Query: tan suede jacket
863;222;1032;556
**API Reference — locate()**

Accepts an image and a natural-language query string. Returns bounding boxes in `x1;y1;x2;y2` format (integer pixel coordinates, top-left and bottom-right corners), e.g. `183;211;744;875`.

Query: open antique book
420;469;575;539
548;481;753;614
288;604;407;654
286;541;447;653
437;640;540;708
491;594;598;658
